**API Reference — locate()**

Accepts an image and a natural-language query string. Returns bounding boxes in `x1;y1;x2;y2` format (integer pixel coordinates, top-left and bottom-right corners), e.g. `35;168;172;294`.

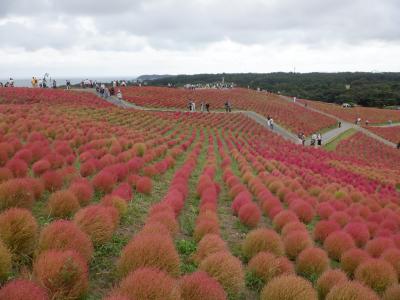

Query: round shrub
283;230;313;260
344;221;371;247
136;176;152;194
192;234;228;264
0;279;49;300
37;220;93;262
329;211;350;227
382;248;400;277
25;177;45;200
238;202;261;228
117;233;180;278
0;167;13;183
141;221;171;237
199;251;244;296
281;221;307;238
74;205;117;245
366;237;396;258
290;201;315;224
0;178;35;210
323;231;355;261
354;258;398;294
180;271;227;300
101;195;128;217
193;219;220;242
117;268;180;300
33;250;88;300
383;284;400;300
146;211;179;236
41;170;63;192
296;247;329;280
313;220;341;243
92;171;117;193
273;210;299;232
0;208;38;257
340;248;370;276
260;275;318;300
47;190;80;218
69;181;93;206
316;269;348;300
6;158;28;178
32;159;51;176
0;240;11;280
248;252;294;285
242;228;284;259
326;281;379;300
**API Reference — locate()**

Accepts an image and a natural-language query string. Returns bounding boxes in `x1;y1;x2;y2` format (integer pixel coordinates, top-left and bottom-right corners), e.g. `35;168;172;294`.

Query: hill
148;72;400;108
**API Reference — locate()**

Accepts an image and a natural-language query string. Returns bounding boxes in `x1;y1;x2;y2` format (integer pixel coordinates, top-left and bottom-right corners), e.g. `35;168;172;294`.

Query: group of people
31;77;57;88
0;78;14;87
311;133;323;146
187;100;210;112
96;83;122;100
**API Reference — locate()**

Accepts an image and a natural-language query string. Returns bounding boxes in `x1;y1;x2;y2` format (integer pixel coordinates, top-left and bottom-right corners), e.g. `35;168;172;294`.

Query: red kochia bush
248;252;294;285
383;284;400;300
0;167;12;183
365;237;396;258
323;231;355;261
74;205;117;245
194;219;220;242
0;239;11;280
238;202;261;228
92;171;117;193
354;258;398;294
37;220;94;262
290;200;315;224
5;158;28;177
180;271;227;300
281;221;307;237
146;211;179;236
381;248;400;277
273;210;299;232
242;228;284;259
192;234;228;264
296;247;329;280
135;176;152;194
0;279;49;300
344;221;370;247
316;269;348;300
41;170;63;191
69;181;94;206
283;230;313;260
47;190;80;218
117;268;180;300
0;178;35;210
340;248;370;276
199;251;244;296
32;159;51;176
313;220;341;243
117;233;180;278
260;275;318;300
0;208;38;257
326;281;379;300
101;195;128;216
33;250;88;300
112;182;132;201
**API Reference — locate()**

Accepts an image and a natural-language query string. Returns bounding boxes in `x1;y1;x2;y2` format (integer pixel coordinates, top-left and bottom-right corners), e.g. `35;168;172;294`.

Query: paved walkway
279;95;397;148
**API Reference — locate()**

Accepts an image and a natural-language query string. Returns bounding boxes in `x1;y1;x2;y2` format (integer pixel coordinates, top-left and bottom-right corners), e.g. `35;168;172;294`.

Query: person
365;120;369;126
52;80;57;89
110;86;115;96
9;78;14;87
0;82;3;87
187;100;192;112
397;141;400;149
228;101;232;112
224;101;229;112
31;77;36;88
317;133;322;146
66;80;71;90
192;101;196;112
389;120;393;125
200;101;205;112
117;89;122;100
338;121;342;128
293;97;297;103
301;133;306;146
311;133;317;146
269;118;274;130
357;117;361;125
205;103;210;112
39;78;43;88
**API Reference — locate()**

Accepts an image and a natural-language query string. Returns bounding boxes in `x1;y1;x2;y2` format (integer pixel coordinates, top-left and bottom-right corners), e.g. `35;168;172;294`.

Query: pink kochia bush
316;269;348;300
0;279;49;300
33;250;88;300
135;176;152;195
296;247;329;280
92;171;117;193
74;205;118;245
117;233;180;278
238;202;261;228
115;267;180;300
242;228;284;259
326;281;379;300
68;180;94;206
283;230;313;260
340;248;370;276
41;170;63;191
180;271;227;300
0;178;35;210
47;190;80;218
323;230;355;261
37;220;94;262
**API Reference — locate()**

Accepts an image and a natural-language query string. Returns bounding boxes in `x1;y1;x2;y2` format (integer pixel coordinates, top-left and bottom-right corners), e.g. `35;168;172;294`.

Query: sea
0;77;137;87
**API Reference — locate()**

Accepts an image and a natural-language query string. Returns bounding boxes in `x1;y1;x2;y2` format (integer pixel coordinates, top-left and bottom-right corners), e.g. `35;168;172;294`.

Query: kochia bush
180;271;227;300
323;231;355;261
0;279;49;300
260;275;318;300
242;228;284;259
296;247;329;281
316;269;348;300
0;240;11;281
0;178;35;211
326;281;379;300
47;190;80;218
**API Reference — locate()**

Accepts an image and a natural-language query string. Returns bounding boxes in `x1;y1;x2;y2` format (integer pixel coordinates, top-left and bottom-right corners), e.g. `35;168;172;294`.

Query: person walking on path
317;133;322;146
200;101;205;112
224;101;229;112
228;101;232;112
311;133;317;146
206;103;210;112
187;100;192;112
269;118;274;130
338;121;342;128
192;101;196;112
365;120;369;126
117;89;123;100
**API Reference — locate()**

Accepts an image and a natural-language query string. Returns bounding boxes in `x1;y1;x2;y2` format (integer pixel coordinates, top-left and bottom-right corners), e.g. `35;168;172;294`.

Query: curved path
280;96;397;148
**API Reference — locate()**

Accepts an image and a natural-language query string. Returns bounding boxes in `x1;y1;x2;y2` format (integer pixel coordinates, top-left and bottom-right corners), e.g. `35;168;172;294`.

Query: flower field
121;87;337;136
298;99;400;124
366;126;400;144
0;88;399;300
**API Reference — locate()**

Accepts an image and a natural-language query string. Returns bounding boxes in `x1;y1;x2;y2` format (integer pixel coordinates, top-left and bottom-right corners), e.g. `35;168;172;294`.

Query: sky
0;0;399;78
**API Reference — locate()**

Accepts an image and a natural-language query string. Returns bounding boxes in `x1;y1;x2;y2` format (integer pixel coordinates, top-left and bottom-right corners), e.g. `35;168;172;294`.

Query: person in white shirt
117;89;122;100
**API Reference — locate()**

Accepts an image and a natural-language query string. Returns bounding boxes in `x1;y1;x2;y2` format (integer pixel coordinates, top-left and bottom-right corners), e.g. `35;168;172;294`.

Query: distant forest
148;72;400;108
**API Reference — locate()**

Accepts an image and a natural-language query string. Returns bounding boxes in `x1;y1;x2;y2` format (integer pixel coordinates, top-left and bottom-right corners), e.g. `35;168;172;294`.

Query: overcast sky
0;0;399;78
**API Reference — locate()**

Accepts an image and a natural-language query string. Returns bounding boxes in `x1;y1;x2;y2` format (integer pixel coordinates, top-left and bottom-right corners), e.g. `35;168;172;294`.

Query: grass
324;128;357;151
